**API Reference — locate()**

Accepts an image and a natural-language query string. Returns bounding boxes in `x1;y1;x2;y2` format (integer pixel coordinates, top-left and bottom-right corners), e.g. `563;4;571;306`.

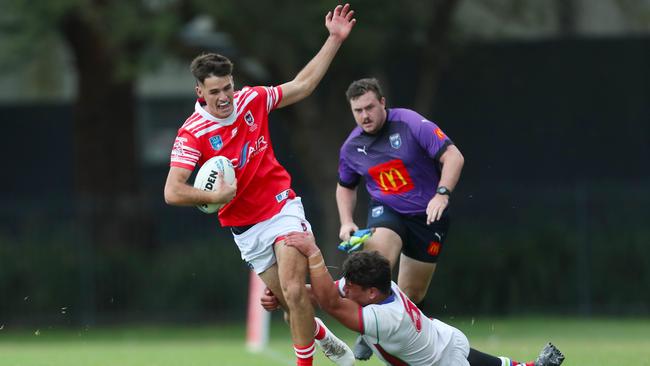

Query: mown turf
0;317;648;365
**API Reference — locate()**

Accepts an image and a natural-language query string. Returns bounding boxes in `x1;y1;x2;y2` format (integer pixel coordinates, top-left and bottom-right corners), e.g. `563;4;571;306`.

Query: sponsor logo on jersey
371;206;384;218
434;127;446;141
275;189;290;203
389;133;402;149
231;136;268;169
357;146;368;155
209;135;223;150
244;110;257;131
368;159;414;195
427;241;441;256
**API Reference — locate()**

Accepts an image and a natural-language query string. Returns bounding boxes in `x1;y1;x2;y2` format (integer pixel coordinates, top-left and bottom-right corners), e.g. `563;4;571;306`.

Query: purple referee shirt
338;108;453;214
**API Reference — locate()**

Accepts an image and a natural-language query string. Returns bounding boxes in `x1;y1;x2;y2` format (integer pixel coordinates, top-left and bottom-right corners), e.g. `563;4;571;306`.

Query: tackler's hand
260;287;280;312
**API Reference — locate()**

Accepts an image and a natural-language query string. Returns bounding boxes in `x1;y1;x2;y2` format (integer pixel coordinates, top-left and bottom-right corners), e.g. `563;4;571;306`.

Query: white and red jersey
337;279;457;366
170;85;296;227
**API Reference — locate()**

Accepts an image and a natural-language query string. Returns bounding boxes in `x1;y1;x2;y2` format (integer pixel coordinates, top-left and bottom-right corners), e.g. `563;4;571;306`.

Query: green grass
0;317;649;365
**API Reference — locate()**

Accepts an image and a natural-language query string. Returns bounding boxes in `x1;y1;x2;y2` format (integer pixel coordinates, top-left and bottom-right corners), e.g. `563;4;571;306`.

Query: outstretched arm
277;4;356;108
283;232;362;332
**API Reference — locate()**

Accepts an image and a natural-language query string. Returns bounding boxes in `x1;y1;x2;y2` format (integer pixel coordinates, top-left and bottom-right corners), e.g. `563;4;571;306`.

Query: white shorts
231;197;311;274
434;326;470;366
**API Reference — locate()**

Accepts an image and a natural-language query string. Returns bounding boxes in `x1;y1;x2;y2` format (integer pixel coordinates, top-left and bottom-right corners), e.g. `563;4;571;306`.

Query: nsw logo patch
389;133;402;149
209;135;223;150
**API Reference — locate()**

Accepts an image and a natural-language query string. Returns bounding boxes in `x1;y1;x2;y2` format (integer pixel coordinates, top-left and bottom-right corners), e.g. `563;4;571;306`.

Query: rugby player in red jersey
164;5;357;366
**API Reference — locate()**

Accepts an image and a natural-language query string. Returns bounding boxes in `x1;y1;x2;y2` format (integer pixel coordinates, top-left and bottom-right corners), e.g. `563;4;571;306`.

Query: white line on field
262;348;294;366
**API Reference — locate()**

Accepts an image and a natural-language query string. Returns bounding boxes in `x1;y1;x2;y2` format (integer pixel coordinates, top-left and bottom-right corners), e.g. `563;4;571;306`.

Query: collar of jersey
377;291;396;305
195;98;239;126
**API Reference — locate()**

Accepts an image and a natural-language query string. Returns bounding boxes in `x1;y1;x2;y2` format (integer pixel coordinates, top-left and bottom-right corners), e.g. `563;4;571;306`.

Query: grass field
1;317;649;365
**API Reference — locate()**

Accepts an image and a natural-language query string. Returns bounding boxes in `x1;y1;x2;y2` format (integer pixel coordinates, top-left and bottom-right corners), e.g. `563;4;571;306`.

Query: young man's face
349;91;387;134
343;281;376;306
196;75;235;119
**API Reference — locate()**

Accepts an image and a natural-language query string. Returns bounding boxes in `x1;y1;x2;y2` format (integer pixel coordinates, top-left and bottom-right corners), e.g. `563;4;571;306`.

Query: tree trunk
414;0;461;117
60;11;153;249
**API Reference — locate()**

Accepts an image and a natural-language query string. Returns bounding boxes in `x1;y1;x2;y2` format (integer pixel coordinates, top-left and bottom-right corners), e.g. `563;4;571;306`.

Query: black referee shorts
366;200;450;263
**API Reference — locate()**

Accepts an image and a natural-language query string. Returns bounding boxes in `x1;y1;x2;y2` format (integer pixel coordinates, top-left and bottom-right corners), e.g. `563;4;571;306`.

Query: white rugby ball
193;156;236;214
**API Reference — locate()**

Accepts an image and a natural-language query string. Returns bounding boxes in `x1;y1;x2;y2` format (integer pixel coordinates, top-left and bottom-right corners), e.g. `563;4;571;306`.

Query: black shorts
366;200;450;263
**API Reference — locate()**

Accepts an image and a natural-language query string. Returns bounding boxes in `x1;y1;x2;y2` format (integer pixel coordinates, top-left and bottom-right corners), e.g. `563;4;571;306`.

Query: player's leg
274;239;314;344
363;227;403;268
397;255;436;304
397;210;451;303
365;200;407;269
258;263;289;310
467;343;565;366
437;324;564;366
273;197;353;366
275;238;354;366
275;240;317;365
232;199;317;366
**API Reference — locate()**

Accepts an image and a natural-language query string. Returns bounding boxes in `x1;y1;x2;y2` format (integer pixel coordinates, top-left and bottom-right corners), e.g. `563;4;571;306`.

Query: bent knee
281;281;307;306
402;287;427;304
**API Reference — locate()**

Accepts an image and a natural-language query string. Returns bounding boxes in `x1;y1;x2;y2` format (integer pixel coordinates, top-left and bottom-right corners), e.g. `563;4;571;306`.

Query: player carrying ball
164;4;357;366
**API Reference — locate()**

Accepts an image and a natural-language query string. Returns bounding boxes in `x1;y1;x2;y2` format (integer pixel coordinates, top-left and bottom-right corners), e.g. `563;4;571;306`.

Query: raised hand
325;3;356;41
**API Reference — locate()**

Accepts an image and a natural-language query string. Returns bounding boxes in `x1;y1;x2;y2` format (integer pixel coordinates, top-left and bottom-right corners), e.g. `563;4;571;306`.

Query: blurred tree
3;0;188;249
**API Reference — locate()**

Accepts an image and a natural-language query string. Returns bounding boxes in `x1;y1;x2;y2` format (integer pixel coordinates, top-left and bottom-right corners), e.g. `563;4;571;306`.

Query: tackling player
336;77;465;359
164;4;356;366
267;232;565;366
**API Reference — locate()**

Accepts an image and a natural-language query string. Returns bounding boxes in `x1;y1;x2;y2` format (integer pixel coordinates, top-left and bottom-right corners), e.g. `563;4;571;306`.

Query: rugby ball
193;156;236;213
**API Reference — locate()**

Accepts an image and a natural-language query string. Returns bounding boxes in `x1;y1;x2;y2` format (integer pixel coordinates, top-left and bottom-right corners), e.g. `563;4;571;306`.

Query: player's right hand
260;287;280;312
212;174;237;204
339;222;359;241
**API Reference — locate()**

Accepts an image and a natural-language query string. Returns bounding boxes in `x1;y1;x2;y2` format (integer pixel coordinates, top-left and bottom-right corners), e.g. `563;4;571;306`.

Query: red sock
294;341;315;366
512;361;534;366
314;319;327;340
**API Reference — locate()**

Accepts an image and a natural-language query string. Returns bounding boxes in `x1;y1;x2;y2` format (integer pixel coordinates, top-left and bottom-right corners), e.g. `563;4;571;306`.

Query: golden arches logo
378;168;408;191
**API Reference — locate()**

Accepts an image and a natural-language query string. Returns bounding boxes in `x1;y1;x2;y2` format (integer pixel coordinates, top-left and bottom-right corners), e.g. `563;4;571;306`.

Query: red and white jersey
170;85;296;227
338;280;456;366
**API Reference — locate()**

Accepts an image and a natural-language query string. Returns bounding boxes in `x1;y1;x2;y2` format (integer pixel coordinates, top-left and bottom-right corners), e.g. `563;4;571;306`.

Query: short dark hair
190;53;234;83
342;251;391;294
345;78;384;101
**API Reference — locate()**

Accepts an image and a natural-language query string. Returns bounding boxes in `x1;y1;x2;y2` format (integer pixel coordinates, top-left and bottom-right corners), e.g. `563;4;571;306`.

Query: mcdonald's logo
368;159;414;195
427;241;441;256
